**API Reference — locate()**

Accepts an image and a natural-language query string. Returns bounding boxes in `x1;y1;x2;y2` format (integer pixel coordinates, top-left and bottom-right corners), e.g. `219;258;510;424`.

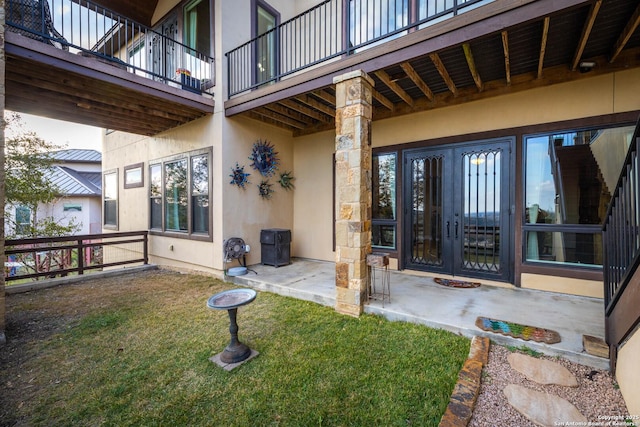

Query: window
372;152;397;250
149;149;211;239
253;0;279;85
15;205;31;235
524;124;634;267
184;0;211;55
124;163;144;188
103;170;118;228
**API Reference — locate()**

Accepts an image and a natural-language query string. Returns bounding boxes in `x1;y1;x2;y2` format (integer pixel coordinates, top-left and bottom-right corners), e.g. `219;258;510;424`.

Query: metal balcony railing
5;0;215;94
226;0;487;98
603;117;640;314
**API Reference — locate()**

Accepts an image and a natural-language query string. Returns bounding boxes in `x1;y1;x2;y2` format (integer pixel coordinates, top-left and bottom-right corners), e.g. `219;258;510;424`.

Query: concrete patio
231;258;609;370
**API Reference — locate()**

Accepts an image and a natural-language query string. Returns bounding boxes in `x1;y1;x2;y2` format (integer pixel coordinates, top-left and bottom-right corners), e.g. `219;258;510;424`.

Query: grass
1;270;470;426
506;344;543;358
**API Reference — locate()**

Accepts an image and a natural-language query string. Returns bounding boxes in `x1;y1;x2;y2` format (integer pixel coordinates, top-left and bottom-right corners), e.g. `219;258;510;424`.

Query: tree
4;113;79;238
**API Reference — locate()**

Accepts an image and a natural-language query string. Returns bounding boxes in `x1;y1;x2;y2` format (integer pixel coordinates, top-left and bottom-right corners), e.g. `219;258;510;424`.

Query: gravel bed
470;345;631;426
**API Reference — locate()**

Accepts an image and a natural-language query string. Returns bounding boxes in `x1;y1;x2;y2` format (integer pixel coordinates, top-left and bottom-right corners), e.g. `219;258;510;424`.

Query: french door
403;138;513;282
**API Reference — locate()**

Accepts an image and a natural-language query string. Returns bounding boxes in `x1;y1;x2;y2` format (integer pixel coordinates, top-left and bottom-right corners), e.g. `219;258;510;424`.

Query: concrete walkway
232;258;609;369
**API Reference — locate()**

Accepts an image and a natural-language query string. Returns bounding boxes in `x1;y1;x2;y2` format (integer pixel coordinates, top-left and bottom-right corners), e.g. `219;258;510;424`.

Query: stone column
333;70;374;317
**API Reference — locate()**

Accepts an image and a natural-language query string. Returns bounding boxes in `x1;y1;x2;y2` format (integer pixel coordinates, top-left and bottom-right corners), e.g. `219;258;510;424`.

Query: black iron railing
5;0;214;94
4;231;148;282
602;118;640;313
226;0;487;98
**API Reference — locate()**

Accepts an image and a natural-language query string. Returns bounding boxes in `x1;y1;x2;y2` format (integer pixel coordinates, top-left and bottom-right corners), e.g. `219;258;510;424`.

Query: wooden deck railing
4;231;148;282
602;116;640;369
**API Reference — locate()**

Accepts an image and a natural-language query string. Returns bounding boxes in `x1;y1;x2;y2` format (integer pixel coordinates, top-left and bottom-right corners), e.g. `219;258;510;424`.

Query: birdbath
207;289;257;364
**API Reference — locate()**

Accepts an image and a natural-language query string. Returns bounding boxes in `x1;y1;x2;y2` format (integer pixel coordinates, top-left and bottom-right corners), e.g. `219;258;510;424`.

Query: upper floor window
149;148;211;240
15;205;32;235
184;0;212;55
524;124;634;267
254;0;279;86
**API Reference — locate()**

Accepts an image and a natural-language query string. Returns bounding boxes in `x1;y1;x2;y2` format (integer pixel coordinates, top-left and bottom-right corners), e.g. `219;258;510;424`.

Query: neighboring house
5;149;102;237
2;0;640;414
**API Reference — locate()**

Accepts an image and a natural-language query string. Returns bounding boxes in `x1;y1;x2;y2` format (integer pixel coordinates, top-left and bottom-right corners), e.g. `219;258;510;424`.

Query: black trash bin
260;229;291;267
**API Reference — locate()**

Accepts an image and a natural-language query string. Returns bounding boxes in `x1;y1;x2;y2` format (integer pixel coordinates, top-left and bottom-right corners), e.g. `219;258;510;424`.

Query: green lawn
2;270;469;426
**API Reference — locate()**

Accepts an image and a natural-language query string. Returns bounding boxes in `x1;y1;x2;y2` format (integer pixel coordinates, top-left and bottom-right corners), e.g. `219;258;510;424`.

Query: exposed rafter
294;94;335;117
462;43;483;91
610;2;640;63
429;53;458;96
571;0;602;71
372;88;395;110
501;31;511;85
264;103;315;125
400;62;434;101
254;107;306;130
374;70;414;107
312;90;336;105
538;17;550;79
247;111;296;132
279;99;330;123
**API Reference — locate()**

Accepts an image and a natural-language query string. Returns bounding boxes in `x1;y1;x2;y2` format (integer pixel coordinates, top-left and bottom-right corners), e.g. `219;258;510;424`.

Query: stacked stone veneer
333;70;374;317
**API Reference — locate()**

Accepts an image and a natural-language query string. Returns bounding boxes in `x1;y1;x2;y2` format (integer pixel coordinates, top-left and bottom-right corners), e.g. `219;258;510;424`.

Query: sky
13;113;103;152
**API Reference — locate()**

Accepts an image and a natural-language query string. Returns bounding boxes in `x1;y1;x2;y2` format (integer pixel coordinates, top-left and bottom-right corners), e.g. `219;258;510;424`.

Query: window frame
103;169;119;230
15;205;32;235
148;148;212;241
522;123;635;269
183;0;212;56
372;150;399;252
251;0;280;87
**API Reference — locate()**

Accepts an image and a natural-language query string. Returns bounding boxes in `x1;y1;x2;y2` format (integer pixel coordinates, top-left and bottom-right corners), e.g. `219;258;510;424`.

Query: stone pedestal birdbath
207;288;257;364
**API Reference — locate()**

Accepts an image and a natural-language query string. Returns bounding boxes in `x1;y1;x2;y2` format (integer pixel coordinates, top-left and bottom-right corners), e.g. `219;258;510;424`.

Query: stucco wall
616;327;640;417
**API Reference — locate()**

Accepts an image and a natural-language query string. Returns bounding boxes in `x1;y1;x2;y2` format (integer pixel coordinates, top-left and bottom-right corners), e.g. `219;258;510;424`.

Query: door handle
446;221;450;238
455;221;459;239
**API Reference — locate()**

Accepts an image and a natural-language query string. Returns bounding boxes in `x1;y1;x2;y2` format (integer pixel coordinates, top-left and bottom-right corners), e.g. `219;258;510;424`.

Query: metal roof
45;166;101;196
49;149;102;163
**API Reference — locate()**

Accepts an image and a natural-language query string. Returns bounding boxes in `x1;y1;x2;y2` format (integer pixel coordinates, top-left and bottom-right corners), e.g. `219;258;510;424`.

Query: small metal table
367;252;391;307
207;288;257;364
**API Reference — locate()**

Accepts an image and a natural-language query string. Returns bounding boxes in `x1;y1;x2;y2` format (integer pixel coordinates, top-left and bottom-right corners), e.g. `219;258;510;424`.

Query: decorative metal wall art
258;180;274;199
229;163;251;189
278;171;295;190
249;139;279;177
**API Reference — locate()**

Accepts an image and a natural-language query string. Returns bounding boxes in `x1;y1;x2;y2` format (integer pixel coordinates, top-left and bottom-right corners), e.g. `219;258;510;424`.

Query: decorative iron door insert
403;138;513;282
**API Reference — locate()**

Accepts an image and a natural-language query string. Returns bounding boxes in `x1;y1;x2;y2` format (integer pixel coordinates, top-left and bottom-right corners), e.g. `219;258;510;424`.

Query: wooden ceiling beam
374;70;414;107
294;94;336;117
537;17;550;79
462;43;483;92
400;62;434;101
429;53;458;96
312;90;336;106
254;107;307;130
246;111;297;132
571;0;602;71
372;89;395;110
279;99;331;122
501;31;511;85
610;2;640;63
264;103;315;125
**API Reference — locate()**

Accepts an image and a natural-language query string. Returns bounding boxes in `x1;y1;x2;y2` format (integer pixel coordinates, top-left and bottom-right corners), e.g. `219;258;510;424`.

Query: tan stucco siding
616;327;640;418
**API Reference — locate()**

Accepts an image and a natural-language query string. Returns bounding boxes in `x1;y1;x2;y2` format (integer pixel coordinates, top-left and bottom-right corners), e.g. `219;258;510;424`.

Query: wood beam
372;88;395;110
264;103;315;125
538;17;550;79
462;43;483;92
610;2;640;63
253;107;307;130
501;31;511;85
279;99;330;122
294;94;336;117
246;111;297;132
400;62;434;100
429;53;457;96
374;70;414;107
312;89;336;106
571;0;602;71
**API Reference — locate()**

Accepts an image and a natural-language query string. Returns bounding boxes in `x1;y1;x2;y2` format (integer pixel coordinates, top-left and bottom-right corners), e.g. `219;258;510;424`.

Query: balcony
5;0;215;136
225;0;640;135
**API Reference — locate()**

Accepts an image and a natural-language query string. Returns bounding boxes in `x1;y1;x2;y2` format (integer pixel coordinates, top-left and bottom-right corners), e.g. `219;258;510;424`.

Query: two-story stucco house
1;0;639;414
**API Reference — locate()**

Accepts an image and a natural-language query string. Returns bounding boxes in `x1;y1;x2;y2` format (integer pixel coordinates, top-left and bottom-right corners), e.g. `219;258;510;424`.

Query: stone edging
439;336;490;427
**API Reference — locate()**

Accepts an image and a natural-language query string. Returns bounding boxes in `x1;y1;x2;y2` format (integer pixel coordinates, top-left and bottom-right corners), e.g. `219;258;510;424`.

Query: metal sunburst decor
278;171;295;191
249;139;279;177
258;180;274;199
229;163;251;189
